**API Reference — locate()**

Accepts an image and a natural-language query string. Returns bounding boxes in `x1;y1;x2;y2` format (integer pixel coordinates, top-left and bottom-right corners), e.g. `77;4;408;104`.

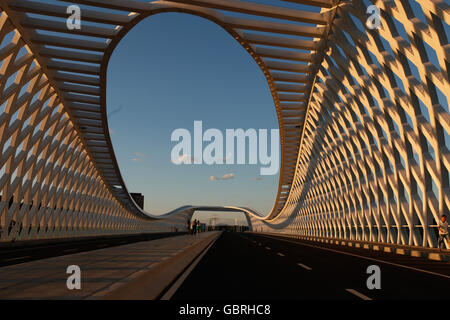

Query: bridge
0;0;448;301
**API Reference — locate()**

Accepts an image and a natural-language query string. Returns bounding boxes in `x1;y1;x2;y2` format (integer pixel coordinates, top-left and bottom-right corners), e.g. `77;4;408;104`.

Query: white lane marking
346;289;372;300
297;263;312;270
277;252;285;257
258;234;450;279
265;246;271;250
160;234;220;300
4;256;30;262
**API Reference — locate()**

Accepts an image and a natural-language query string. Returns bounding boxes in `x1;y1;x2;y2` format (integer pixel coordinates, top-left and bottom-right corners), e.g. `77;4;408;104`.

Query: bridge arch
0;1;447;250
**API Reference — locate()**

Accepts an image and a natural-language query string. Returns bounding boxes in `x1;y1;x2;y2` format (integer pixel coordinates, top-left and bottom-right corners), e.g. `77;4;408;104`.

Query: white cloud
221;173;234;180
171;154;197;164
209;173;235;181
132;152;145;162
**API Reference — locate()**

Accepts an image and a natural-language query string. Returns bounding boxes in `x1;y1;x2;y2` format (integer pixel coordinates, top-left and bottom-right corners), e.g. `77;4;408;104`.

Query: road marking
277;252;285;257
297;263;312;270
257;234;450;279
265;246;271;250
346;289;372;300
4;256;30;262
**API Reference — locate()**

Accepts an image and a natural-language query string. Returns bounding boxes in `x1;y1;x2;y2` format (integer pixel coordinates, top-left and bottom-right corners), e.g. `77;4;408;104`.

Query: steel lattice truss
0;0;448;248
254;0;449;248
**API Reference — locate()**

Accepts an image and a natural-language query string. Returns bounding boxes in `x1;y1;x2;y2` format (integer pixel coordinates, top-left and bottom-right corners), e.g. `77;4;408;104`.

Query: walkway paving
0;232;217;299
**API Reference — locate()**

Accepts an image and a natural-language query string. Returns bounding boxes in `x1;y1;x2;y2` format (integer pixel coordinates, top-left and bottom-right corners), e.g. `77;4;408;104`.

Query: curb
98;232;221;300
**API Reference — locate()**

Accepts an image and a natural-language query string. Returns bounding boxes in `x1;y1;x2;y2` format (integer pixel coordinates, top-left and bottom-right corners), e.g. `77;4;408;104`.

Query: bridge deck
0;232;217;299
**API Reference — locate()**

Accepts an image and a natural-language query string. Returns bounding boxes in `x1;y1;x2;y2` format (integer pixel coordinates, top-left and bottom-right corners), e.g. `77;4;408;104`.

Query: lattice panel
253;0;449;248
0;11;185;241
0;0;337;222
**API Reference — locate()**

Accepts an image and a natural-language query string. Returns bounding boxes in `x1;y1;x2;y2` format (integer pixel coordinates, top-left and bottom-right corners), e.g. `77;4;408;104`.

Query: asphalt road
0;232;186;267
171;231;450;300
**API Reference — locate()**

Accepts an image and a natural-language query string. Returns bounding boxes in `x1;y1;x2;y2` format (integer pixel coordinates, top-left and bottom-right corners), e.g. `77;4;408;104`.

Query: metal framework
0;0;448;248
253;0;449;249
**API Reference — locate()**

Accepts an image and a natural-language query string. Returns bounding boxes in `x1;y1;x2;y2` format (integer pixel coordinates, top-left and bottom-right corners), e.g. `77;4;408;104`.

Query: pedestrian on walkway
195;220;200;237
190;219;195;236
438;214;448;251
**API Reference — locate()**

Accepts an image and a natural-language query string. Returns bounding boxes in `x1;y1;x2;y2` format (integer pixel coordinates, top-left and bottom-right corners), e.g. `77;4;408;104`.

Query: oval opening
107;13;280;217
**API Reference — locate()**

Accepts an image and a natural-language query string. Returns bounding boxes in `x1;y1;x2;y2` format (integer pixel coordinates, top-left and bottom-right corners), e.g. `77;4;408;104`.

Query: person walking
438;214;448;251
195;219;200;237
190;219;195;236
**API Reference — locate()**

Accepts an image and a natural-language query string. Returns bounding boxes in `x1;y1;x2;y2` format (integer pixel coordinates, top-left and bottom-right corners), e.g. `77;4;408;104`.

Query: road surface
171;231;450;300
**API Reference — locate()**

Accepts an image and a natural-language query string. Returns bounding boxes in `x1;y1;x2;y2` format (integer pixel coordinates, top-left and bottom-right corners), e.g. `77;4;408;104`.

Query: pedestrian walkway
0;232;219;299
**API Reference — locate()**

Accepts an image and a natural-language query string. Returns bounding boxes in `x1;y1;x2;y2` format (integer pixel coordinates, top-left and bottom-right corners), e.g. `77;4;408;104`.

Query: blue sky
106;13;280;223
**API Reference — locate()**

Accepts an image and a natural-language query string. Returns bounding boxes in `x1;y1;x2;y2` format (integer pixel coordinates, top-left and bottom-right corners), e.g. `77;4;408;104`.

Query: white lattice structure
253;0;449;249
0;0;448;248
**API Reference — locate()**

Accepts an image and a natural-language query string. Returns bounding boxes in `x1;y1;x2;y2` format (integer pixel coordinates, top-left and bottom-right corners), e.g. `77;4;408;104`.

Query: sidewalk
0;231;219;299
